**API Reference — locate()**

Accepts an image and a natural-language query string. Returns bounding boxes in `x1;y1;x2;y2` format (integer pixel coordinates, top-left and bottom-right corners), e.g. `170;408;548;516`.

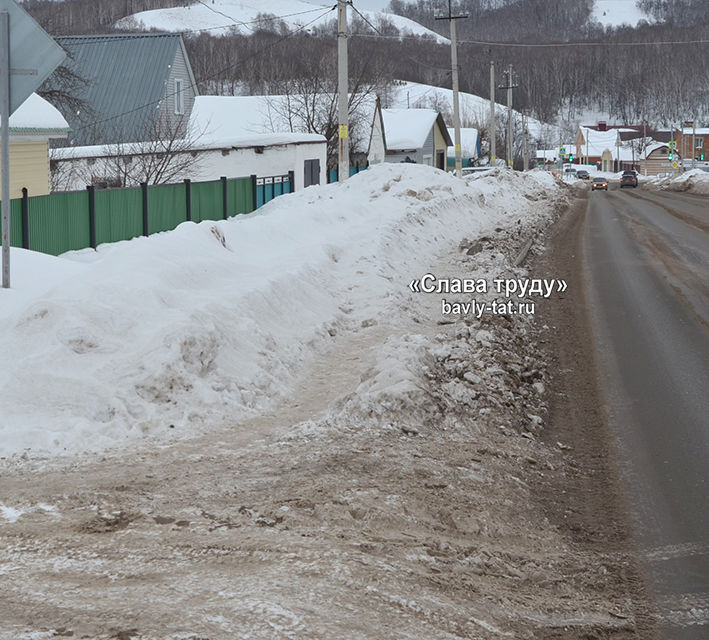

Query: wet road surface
583;183;709;639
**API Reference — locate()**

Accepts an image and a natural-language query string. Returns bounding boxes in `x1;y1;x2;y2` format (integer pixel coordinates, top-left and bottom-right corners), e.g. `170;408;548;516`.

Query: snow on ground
389;81;561;142
646;168;709;194
0;166;654;640
0;165;560;459
592;0;652;28
115;0;448;43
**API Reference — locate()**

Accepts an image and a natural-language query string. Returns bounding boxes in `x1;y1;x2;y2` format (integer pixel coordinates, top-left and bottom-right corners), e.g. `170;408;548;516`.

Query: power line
193;0;334;35
350;31;709;47
348;2;450;71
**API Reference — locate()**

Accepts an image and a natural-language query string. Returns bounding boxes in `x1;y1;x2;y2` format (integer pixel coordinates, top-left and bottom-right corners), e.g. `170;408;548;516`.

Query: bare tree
52;114;208;190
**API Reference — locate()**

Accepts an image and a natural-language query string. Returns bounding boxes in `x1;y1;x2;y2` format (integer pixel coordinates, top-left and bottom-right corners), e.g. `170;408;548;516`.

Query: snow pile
651;169;709;194
0;164;561;458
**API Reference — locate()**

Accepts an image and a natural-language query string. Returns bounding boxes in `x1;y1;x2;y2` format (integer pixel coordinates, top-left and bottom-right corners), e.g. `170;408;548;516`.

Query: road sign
1;1;66;114
2;0;66;288
0;0;66;113
559;146;566;155
668;140;677;149
672;161;678;168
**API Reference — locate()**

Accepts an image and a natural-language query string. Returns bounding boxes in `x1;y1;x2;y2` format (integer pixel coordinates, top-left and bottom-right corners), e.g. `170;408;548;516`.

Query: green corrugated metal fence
191;180;224;223
0;173;293;257
95;187;143;247
26;191;90;255
148;182;187;235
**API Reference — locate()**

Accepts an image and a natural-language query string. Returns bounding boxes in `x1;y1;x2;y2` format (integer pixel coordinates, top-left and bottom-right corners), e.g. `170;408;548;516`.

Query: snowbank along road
0;166;656;638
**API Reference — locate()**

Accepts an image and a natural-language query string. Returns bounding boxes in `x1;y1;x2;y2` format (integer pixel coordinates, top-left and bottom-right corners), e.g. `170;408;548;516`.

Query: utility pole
337;0;349;182
498;65;518;168
489;60;495;166
522;112;528;171
692;118;696;169
1;11;10;288
435;1;468;177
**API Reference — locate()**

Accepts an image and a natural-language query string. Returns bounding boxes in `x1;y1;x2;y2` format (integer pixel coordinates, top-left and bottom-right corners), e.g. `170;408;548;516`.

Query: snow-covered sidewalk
0;164;558;458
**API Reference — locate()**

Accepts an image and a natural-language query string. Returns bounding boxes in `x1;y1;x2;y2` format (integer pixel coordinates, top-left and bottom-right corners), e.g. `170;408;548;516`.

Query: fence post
184;178;192;222
21;187;29;250
221;176;228;220
288;170;295;193
250;174;257;211
141;182;149;237
86;185;96;249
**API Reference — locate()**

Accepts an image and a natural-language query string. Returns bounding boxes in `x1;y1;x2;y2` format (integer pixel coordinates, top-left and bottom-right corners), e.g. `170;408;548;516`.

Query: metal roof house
46;33;198;147
368;104;453;170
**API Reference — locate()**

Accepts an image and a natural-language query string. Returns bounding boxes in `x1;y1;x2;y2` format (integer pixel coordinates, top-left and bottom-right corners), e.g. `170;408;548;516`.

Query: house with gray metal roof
45;33;198;147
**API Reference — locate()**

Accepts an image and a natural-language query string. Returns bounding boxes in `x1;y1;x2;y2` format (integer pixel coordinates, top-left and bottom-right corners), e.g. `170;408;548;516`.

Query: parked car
565;167;577;175
576;169;590;180
620;170;638;188
591;177;608;191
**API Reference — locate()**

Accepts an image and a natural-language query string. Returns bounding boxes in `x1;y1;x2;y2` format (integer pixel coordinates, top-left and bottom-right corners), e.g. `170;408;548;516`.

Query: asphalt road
583;182;709;639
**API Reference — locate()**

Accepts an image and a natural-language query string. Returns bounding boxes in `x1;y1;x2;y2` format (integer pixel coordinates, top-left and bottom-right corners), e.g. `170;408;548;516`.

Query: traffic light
701;153;705;161
568;153;574;162
668;150;673;160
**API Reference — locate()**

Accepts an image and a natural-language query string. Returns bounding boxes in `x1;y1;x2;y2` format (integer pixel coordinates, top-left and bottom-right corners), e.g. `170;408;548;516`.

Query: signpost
1;0;65;288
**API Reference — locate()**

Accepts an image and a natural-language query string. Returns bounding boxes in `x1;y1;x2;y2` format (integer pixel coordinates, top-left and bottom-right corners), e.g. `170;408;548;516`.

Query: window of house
174;78;185;115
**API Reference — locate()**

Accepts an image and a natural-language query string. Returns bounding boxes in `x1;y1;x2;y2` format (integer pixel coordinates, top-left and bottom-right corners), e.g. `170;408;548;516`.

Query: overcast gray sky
351;0;395;11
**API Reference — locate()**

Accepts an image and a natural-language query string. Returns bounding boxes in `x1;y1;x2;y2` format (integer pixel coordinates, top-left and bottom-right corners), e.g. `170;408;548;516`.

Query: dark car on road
620;170;638;188
576;169;590;180
591;177;608;191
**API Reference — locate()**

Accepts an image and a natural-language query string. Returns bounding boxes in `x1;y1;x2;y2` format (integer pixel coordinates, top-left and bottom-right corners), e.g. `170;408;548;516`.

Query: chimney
598;121;607;131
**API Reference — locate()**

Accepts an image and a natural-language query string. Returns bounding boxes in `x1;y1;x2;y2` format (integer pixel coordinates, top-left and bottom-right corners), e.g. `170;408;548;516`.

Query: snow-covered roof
578;126;621;156
188;96;326;148
446;128;479;158
381;108;439;150
9;93;69;136
680;127;709;135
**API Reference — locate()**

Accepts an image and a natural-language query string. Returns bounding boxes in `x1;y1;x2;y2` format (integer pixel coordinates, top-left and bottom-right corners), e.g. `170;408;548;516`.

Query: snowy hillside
115;0;448;43
592;0;652;27
389;81;561;143
0;165;558;458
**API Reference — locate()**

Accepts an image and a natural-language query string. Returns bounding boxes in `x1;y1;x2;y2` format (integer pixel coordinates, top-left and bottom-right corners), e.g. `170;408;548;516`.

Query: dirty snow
646;168;709;195
0;164;559;459
0;165;656;640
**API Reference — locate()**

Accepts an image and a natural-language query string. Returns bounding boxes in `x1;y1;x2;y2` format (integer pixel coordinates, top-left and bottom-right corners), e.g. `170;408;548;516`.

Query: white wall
190;142;326;191
52;141;327;192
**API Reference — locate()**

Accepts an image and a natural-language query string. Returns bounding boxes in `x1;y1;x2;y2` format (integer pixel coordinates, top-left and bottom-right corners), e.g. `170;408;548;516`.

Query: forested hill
382;0;709;124
25;0;709;128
